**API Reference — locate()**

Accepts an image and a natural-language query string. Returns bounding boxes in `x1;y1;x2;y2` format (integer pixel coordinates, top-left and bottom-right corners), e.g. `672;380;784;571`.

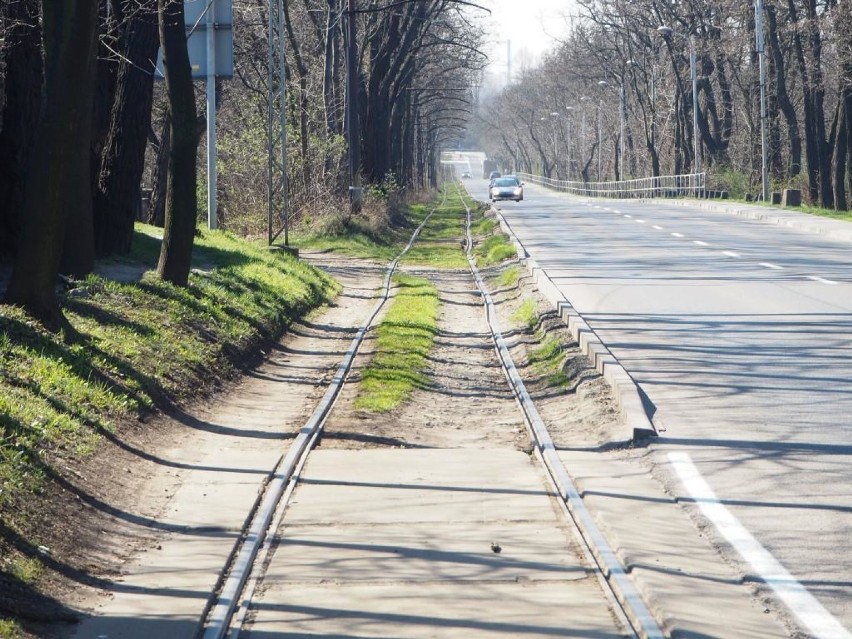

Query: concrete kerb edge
491;208;657;442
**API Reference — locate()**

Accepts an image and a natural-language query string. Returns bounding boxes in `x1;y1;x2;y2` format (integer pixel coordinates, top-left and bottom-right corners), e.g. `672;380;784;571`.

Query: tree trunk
94;0;159;256
147;111;171;227
156;0;199;287
833;96;848;211
4;1;99;326
0;0;43;260
767;5;801;178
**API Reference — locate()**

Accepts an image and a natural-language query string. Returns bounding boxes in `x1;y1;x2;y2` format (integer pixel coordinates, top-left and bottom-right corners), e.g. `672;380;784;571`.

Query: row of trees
476;0;852;208
0;0;486;326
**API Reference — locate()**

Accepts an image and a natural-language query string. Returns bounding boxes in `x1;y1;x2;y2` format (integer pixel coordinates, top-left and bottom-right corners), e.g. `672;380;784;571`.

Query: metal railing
517;172;706;199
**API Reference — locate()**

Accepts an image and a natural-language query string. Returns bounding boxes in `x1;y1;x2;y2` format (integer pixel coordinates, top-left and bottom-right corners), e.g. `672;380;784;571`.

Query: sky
481;0;575;87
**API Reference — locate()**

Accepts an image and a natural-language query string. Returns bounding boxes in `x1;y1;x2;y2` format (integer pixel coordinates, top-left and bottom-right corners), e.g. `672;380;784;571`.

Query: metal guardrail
517;171;706;198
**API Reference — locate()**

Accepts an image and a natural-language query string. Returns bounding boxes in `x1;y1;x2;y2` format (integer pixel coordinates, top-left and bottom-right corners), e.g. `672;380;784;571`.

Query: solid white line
723;251;740;258
652;225;664;230
760;262;784;270
693;240;709;246
807;275;838;285
668;452;852;639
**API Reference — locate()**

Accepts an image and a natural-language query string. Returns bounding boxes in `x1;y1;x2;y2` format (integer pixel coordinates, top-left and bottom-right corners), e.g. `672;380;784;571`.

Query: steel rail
200;193;446;639
457;188;665;639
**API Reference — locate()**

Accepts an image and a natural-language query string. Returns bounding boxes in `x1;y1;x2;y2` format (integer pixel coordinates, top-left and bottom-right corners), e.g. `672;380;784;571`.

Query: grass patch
401;188;468;269
512;299;537;330
529;335;570;387
293;213;402;262
0;223;337;553
355;274;439;412
474;234;517;267
497;265;521;288
0;619;22;638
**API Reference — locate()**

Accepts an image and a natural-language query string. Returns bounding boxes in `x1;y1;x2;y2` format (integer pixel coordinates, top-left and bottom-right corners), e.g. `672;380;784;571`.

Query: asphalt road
459;154;852;638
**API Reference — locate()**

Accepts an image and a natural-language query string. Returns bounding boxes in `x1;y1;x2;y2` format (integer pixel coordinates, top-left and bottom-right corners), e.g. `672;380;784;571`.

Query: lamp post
754;0;770;202
657;25;700;176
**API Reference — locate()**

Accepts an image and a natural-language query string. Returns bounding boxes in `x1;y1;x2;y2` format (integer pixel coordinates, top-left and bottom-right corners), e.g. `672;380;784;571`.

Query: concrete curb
651;197;852;244
490;208;657;442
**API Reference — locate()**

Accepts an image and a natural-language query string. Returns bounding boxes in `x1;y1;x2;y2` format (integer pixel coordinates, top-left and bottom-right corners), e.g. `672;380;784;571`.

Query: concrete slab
246;448;628;638
246;582;626;639
268;522;590;583
558;450;789;638
286;449;556;525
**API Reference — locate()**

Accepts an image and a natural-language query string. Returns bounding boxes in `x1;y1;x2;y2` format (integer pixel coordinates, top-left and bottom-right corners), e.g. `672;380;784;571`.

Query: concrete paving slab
246;447;628;638
267;522;590;583
558;449;789;638
286;449;555;525
245;582;627;638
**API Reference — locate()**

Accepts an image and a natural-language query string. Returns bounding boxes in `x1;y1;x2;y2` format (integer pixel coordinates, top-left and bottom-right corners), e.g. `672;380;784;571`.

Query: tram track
198;186;663;639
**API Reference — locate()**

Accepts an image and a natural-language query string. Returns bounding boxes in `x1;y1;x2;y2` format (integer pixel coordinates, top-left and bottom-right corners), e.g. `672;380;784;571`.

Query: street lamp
657;24;700;176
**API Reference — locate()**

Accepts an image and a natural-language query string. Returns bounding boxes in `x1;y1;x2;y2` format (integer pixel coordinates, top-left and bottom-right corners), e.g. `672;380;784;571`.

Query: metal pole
566;109;572;181
755;0;770;202
279;0;288;244
206;0;217;229
690;36;700;176
346;0;361;213
597;99;602;181
619;83;625;180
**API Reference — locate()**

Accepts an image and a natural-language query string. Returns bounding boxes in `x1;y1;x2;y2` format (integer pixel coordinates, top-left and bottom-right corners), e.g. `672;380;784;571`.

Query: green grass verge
474;233;517;267
400;189;468;269
497;265;521;288
0;223;337;524
355;274;439;412
528;335;570;387
512;299;537;330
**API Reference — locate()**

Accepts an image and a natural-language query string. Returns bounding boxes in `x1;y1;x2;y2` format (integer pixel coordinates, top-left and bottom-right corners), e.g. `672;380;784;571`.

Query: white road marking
671;232;684;238
760;262;783;270
807;275;838;285
693;240;709;246
636;219;646;224
652;225;664;230
668;452;852;639
624;214;632;218
723;251;740;258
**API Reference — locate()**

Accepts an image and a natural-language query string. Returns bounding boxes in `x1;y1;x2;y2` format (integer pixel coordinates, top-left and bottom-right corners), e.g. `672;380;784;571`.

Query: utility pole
755;0;770;202
346;0;361;214
206;0;217;229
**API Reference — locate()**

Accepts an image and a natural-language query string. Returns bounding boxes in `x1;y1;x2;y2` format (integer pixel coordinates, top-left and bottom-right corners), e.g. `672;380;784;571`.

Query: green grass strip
529;335;570;388
355;273;439;412
0;224;338;517
401;189;468;269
